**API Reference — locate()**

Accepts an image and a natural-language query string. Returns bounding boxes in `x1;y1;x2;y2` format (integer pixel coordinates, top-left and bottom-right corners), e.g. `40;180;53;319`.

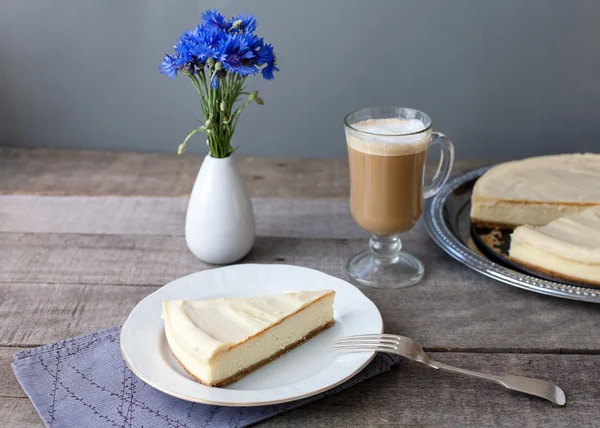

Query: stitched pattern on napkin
13;327;400;428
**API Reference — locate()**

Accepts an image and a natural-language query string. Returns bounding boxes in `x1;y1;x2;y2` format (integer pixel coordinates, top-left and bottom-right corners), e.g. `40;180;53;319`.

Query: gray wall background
0;0;598;159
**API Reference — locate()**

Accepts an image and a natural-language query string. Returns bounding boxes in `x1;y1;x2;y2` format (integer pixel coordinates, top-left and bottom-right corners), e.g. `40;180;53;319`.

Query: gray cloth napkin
13;326;400;427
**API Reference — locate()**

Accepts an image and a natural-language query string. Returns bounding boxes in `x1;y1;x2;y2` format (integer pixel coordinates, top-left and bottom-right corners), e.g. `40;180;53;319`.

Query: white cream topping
510;206;600;264
162;290;334;362
345;118;430;156
352;118;425;135
473;153;600;202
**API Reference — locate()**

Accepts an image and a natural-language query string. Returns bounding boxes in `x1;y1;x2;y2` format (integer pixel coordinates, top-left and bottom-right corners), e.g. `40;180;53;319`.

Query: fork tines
333;334;401;352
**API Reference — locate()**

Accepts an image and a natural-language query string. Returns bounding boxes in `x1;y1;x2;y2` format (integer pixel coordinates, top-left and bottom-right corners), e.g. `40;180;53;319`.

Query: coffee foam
346;118;430;156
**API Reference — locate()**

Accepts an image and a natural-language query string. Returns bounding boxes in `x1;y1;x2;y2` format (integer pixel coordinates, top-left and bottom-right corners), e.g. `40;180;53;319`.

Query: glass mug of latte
344;107;454;288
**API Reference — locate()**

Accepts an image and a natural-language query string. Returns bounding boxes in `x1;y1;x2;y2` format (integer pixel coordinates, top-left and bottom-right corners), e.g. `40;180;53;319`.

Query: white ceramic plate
121;264;383;406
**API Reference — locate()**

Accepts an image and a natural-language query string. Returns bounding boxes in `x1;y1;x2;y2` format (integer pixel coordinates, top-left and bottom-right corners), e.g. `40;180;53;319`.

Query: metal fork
334;334;566;405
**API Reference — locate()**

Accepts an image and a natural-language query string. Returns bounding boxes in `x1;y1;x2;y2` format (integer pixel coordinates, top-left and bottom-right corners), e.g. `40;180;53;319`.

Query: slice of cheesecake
471;153;600;227
163;290;335;387
509;206;600;285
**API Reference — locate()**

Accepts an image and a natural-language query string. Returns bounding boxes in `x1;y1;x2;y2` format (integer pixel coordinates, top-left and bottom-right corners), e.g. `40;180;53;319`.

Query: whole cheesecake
509;206;600;285
162;290;335;387
471;153;600;227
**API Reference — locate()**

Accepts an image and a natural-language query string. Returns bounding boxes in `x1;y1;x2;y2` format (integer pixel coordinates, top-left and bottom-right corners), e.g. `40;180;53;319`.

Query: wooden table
1;147;599;427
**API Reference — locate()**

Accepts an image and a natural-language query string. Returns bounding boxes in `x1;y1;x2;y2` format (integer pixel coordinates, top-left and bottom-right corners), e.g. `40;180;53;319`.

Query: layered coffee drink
346;118;430;236
343;107;453;289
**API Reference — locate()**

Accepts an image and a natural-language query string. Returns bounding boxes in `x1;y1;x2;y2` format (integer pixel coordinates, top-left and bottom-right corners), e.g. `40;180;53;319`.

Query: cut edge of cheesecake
176;319;335;387
470;201;596;229
164;290;336;387
509;251;600;286
508;207;600;286
470;153;600;228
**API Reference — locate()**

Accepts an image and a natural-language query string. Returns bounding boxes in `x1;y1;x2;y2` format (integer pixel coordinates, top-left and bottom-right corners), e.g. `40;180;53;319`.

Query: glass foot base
345;249;424;289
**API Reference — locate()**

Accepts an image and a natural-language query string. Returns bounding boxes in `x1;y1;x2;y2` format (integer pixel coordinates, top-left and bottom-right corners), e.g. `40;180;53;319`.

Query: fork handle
430;361;566;406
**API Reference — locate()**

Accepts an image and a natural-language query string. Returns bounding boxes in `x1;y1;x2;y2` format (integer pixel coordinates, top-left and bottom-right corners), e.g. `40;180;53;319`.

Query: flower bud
216;69;227;79
178;142;187;155
215;62;223;71
220;101;226;111
205;119;211;129
248;90;258;101
231;20;242;30
207;58;215;67
255;96;264;105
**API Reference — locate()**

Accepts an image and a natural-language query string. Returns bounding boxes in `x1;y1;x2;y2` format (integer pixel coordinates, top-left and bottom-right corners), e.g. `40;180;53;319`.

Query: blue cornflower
174;36;195;65
254;41;274;66
174;55;193;73
218;34;258;77
174;27;206;72
231;13;257;34
191;27;226;62
261;60;279;80
251;40;277;79
174;38;191;59
159;54;179;79
202;9;231;32
160;9;278;81
176;28;198;54
160;9;278;158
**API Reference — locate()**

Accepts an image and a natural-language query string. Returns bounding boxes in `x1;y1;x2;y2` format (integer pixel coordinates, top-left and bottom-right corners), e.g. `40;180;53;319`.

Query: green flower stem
183;70;261;158
179;126;204;154
187;73;208;117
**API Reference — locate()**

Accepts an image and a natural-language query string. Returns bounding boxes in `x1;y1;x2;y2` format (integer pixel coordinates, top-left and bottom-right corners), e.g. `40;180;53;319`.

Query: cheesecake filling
209;294;333;384
510;207;600;264
508;207;600;285
163;291;335;386
510;242;600;284
471;200;590;227
470;154;600;227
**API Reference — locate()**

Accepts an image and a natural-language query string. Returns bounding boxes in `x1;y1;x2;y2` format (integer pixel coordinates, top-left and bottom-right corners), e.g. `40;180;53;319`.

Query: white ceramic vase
185;155;255;264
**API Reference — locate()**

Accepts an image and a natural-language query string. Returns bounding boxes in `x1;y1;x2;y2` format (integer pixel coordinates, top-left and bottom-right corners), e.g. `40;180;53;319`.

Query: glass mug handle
423;132;455;199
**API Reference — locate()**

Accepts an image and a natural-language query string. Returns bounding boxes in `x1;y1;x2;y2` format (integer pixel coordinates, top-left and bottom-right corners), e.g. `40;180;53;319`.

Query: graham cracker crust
509;256;600;287
478;228;505;252
173;319;335;387
471;196;600;206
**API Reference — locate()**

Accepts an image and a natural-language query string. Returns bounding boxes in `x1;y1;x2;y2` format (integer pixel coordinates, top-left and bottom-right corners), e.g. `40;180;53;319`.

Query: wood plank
0;231;422;287
260;352;599;428
0;147;487;198
2;351;598;427
1;283;157;347
0;147;349;198
0;398;43;428
0;347;26;398
1;232;599;351
0;196;367;239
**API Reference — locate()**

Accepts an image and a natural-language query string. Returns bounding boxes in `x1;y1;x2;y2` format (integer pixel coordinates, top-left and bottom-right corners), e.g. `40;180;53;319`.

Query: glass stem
369;235;402;263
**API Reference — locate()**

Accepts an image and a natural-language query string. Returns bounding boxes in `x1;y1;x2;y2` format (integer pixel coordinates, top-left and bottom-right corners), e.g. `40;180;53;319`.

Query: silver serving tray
424;166;600;303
